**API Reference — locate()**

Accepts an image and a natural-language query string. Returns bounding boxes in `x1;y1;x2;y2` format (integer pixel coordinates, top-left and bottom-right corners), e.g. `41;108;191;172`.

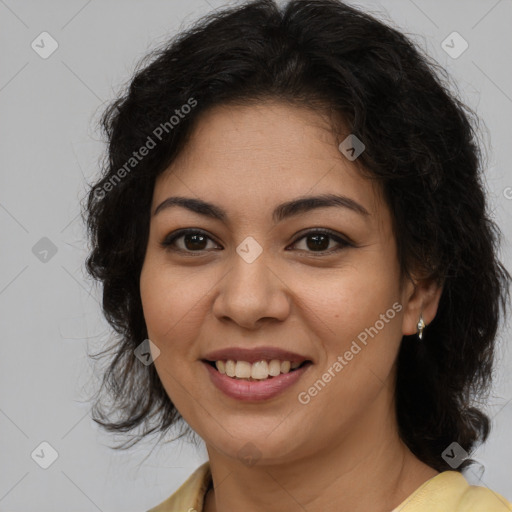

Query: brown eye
160;229;220;253
291;229;352;254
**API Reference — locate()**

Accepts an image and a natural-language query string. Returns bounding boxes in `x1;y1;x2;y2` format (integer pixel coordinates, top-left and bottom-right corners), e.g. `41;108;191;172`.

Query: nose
212;248;291;329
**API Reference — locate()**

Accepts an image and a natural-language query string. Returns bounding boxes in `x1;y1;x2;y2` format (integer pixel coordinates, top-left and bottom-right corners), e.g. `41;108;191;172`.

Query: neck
203;384;438;512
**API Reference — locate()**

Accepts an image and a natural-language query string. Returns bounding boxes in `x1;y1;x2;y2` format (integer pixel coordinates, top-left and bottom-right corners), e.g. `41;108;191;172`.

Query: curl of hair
82;0;511;470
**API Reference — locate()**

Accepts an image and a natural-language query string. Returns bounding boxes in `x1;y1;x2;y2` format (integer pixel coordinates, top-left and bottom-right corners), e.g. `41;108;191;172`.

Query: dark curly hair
81;0;511;473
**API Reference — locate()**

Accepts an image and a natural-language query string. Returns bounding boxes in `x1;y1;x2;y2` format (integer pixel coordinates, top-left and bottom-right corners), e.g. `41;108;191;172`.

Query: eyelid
160;228;221;252
291;227;354;248
160;227;353;254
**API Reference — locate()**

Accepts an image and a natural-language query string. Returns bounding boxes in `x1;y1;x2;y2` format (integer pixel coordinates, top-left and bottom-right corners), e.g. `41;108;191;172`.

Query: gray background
0;0;511;510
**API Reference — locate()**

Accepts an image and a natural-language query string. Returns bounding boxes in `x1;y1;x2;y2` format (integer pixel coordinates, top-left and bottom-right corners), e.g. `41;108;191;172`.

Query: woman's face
140;101;420;465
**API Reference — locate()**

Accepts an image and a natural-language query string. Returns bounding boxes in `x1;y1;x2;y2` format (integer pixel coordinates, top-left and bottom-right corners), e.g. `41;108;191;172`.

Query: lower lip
202;361;312;401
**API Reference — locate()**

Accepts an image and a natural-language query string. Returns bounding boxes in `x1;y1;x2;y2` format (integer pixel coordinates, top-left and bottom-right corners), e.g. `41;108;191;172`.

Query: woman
82;0;512;510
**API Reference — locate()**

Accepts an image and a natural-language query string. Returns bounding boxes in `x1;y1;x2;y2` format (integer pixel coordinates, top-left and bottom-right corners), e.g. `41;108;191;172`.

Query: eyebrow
153;193;370;223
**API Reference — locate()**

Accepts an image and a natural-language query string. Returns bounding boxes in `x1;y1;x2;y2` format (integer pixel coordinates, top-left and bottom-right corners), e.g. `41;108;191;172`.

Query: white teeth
214;359;306;380
235;361;252;379
268;359;281;376
251;360;269;380
225;360;236;377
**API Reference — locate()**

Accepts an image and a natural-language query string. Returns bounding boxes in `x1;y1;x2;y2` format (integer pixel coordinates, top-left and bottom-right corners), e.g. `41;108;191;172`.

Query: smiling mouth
202;359;313;382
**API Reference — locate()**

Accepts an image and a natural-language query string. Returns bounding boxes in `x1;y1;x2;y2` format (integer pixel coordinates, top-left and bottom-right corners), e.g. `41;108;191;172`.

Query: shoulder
146;461;211;512
457;476;512;511
392;471;512;511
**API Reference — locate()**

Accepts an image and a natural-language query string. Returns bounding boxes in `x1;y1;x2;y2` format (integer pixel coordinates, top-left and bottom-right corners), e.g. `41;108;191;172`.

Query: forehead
152;101;386;224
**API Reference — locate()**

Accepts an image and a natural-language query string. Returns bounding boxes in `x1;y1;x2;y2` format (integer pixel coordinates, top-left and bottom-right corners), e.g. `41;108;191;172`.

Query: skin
139;101;444;512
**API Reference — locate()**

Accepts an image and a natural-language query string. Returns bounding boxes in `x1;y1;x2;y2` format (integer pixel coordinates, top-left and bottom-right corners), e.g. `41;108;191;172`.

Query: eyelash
160;228;353;256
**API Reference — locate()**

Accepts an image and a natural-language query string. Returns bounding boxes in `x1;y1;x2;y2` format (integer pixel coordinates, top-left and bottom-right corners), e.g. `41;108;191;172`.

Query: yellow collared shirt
147;461;512;511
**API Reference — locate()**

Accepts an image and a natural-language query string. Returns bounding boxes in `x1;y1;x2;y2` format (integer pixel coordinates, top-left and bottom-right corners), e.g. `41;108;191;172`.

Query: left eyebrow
152;193;370;222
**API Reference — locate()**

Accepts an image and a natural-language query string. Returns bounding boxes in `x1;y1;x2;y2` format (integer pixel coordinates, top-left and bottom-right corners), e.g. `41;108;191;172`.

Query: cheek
297;269;402;392
296;266;400;338
140;262;211;343
139;267;205;409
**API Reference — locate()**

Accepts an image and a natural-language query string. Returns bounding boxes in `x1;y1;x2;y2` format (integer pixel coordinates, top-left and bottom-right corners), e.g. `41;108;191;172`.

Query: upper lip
202;346;312;364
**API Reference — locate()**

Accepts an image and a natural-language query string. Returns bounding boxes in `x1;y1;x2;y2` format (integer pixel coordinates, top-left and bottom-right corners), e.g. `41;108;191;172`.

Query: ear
401;273;444;336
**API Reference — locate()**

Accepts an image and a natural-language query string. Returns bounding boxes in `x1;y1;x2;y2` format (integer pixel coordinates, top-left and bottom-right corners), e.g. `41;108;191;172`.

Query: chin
203;423;308;465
